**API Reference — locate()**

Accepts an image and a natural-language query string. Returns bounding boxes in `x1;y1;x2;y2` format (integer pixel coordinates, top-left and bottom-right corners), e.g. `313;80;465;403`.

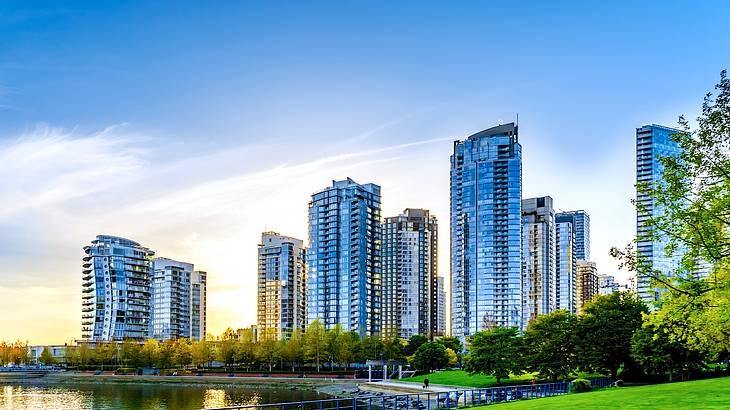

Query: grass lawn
401;370;535;387
474;376;730;409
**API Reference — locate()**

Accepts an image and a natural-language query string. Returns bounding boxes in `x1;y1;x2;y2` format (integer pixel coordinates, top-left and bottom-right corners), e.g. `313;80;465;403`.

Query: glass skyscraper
521;196;556;329
257;232;307;340
190;270;207;341
451;123;522;337
635;124;684;304
307;178;382;337
150;258;192;341
82;235;155;341
555;220;576;313
381;208;438;339
555;211;590;261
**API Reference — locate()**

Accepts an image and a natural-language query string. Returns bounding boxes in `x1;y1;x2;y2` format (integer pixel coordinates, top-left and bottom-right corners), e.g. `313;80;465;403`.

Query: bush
571;378;592;393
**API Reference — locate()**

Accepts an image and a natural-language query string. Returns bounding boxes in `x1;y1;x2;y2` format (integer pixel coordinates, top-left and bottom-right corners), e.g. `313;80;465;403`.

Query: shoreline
1;372;361;392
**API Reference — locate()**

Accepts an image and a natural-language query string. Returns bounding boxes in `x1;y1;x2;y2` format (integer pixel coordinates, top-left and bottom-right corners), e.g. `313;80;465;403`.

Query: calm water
0;383;329;410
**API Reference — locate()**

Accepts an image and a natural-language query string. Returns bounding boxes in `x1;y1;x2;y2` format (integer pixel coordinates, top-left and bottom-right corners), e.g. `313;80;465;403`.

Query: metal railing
208;379;612;410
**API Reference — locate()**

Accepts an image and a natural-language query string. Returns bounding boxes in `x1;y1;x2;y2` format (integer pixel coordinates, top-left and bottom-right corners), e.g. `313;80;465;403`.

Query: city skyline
1;1;729;344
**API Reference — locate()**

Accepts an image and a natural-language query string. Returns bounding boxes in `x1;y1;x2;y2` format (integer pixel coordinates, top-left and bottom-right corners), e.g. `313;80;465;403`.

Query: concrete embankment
4;372;359;391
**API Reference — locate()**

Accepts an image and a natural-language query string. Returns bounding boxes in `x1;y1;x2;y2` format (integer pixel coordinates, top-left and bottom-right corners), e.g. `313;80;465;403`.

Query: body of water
0;383;329;410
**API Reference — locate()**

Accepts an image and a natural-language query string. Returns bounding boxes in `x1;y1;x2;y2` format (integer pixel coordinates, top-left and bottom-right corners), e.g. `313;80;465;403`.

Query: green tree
64;345;80;367
404;334;428;356
94;340;116;371
217;339;237;369
522;310;578;381
191;340;213;368
413;341;448;372
303;319;328;371
120;339;141;368
173;339;192;368
575;292;647;379
140;339;159;368
281;329;304;371
611;71;730;359
437;336;464;354
157;340;176;369
78;342;92;367
631;321;705;381
445;348;458;366
257;331;282;372
361;336;384;361
437;336;464;364
332;329;357;368
464;328;523;385
39;346;55;365
382;336;404;362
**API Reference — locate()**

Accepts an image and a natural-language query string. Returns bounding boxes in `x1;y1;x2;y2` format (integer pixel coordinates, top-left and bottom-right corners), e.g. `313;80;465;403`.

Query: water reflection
0;383;328;409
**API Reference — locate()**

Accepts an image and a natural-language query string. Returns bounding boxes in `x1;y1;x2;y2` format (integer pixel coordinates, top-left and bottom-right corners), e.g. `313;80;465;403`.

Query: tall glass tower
555;221;576;313
635;124;684;304
82;235;155;341
555;211;590;261
307;178;382;337
381;208;438;339
451;123;522;337
257;232;307;340
190;270;207;341
150;258;192;341
521;196;556;329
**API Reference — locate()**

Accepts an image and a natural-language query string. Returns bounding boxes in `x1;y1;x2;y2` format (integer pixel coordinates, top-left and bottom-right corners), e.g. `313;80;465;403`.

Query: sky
1;1;729;344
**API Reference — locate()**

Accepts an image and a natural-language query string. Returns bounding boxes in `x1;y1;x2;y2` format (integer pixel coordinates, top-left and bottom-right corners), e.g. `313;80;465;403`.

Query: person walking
423;377;430;389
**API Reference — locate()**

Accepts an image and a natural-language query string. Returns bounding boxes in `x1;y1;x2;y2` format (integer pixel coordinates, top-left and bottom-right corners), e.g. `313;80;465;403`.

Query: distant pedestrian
423;377;430;389
531;378;536;386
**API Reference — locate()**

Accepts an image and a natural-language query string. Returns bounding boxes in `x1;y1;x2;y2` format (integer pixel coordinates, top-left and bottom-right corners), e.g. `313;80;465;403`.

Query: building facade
381;208;439;339
555;211;590;261
82;235;155;341
150;258;192;341
190;270;207;341
451;123;522;337
307;178;382;337
521;196;556;328
576;260;599;314
555;220;577;313
635;124;684;304
598;274;620;295
257;232;307;340
437;276;446;336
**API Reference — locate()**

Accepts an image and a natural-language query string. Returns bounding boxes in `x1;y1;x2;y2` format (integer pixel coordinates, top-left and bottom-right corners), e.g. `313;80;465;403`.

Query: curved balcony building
81;235;155;341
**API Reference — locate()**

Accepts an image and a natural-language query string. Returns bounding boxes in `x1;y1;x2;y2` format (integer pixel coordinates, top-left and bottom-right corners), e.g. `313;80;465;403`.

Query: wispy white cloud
0;125;147;217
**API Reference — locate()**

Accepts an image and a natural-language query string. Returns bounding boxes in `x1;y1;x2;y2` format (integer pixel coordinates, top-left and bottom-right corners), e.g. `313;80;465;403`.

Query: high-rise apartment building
451;123;522;336
257;232;307;340
598;273;620;295
635;124;684;304
307;178;382;337
191;270;207;341
437;276;446;336
82;235;155;341
555;211;590;261
576;260;598;314
150;258;192;341
381;208;438;339
555;221;576;313
521;196;556;329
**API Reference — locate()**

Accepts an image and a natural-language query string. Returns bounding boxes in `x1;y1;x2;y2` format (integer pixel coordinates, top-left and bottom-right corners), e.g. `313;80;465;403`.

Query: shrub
571;378;592;393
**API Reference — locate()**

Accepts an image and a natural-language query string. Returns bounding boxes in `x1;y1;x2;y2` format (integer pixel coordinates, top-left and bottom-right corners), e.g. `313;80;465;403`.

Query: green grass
473;377;730;409
401;370;535;388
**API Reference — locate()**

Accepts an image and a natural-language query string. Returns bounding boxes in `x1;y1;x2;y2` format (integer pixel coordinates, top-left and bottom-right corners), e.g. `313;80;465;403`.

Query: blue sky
1;1;728;343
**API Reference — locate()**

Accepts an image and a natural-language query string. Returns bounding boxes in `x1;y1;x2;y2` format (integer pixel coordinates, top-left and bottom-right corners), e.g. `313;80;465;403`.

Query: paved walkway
359;380;455;394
